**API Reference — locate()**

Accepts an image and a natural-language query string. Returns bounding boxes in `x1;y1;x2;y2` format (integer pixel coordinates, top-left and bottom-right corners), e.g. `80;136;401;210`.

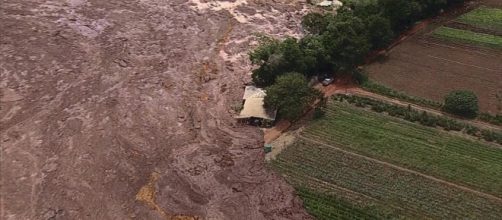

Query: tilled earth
0;0;311;219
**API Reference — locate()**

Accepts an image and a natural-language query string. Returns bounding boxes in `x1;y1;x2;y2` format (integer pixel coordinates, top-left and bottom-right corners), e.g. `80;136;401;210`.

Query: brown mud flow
0;0;311;219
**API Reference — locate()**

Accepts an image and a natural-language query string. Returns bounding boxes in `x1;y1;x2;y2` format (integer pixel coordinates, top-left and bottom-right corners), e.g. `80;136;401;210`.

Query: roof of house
235;97;277;120
317;0;343;7
242;86;266;100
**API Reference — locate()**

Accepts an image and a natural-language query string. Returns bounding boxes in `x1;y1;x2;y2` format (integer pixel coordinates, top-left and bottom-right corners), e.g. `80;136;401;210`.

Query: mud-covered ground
0;0;312;219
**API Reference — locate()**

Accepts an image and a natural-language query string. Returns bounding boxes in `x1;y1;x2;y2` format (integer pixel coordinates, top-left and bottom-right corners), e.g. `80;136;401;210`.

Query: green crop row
457;6;502;31
334;94;502;145
272;139;502;219
295;187;388;220
432;27;502;48
306;99;502;196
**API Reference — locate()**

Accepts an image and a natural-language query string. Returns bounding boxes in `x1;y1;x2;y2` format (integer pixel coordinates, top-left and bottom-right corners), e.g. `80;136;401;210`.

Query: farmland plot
272;102;502;219
303;102;502;196
366;3;502;114
365;32;502;114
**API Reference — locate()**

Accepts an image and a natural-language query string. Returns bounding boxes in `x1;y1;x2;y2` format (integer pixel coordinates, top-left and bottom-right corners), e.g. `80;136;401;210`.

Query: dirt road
1;1;311;219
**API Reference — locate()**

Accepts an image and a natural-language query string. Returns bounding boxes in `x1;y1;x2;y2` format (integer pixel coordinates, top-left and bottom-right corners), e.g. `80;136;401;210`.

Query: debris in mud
114;59;129;68
214;153;235;168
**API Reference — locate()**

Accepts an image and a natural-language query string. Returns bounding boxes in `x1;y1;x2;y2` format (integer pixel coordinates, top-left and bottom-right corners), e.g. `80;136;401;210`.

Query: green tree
364;14;394;49
378;0;421;31
302;13;328;34
321;11;371;72
443;90;479;118
300;35;332;75
250;37;309;86
264;72;322;120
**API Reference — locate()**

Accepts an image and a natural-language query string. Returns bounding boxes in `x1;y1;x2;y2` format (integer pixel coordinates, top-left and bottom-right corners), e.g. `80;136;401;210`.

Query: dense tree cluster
252;0;464;119
251;0;465;87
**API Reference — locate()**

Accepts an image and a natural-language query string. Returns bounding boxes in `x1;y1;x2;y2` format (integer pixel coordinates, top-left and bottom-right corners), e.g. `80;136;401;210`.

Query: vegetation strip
335;94;502;144
457;6;502;32
357;75;502;127
433;26;502;48
359;78;443;109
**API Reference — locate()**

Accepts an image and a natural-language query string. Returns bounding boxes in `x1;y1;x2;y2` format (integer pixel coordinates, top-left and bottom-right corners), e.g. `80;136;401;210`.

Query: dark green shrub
443;90;479;118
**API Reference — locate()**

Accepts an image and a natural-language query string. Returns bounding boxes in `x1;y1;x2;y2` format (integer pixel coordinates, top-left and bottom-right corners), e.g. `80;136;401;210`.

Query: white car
322;77;334;86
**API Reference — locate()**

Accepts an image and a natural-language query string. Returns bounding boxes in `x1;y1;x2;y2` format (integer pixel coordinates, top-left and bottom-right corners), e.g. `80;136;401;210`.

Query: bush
443;90;479;118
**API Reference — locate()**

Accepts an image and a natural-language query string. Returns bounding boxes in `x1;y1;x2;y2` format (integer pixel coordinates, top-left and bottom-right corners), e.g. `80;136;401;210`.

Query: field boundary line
419;39;500;57
297;135;502;203
427;54;500;72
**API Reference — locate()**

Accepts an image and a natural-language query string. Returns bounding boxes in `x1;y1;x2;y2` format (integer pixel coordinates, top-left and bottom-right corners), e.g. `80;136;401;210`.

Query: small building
235;86;277;125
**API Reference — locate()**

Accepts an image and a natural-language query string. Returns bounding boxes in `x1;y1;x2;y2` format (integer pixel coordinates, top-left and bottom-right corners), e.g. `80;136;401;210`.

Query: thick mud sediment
0;0;311;219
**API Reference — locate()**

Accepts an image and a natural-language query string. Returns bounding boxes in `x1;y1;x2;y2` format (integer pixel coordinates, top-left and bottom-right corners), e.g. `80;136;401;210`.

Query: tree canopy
249;0;465;119
264;72;322;120
443;90;479;118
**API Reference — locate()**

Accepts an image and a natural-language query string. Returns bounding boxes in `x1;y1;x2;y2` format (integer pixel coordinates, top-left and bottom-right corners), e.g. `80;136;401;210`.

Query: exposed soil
365;33;502;114
0;0;312;219
365;0;502;115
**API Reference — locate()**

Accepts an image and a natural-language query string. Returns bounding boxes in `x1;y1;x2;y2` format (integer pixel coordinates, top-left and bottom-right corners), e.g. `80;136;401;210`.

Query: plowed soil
0;0;312;219
366;25;502;114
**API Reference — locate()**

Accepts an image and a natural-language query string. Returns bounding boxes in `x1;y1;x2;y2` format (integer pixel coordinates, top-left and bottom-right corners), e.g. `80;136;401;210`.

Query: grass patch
457;6;502;31
433;27;502;48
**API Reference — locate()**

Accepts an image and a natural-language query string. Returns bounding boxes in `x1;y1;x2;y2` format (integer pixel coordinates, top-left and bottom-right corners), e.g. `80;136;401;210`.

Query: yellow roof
235;97;277;120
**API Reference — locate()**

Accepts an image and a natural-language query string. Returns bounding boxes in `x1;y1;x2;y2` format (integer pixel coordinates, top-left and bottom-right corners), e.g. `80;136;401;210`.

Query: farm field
433;26;502;48
365;25;502;114
272;101;502;219
366;3;502;115
456;6;502;31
